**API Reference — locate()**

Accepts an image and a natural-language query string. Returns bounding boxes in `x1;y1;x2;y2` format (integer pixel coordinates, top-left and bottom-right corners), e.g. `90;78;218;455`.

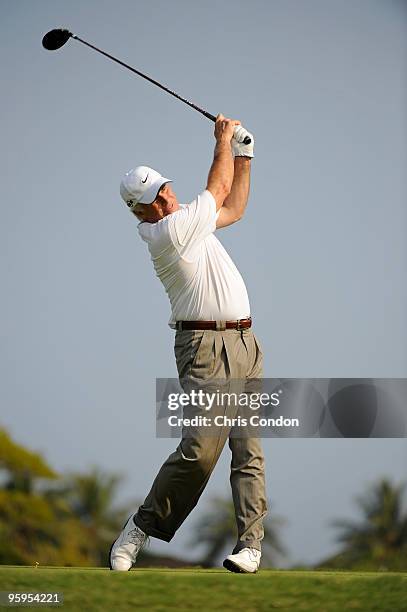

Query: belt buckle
237;317;251;330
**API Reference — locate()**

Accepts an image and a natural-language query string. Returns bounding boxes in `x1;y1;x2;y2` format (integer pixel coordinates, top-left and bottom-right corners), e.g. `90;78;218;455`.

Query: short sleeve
168;190;218;255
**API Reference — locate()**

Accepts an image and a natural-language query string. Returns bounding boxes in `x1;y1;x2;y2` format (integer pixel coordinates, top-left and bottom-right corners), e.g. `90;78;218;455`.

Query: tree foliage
0;429;56;493
319;479;407;570
0;429;132;566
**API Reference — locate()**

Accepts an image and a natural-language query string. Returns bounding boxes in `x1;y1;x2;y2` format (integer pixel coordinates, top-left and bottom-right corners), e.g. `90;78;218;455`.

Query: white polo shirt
138;190;251;327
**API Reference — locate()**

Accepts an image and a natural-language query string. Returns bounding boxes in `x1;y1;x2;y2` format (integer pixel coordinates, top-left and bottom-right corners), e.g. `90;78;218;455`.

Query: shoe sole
223;559;257;574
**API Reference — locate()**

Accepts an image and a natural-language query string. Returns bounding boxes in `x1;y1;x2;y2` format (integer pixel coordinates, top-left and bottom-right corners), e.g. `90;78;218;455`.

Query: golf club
42;28;251;144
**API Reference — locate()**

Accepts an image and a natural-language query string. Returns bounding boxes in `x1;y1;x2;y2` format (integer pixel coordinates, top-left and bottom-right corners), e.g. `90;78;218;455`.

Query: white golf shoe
109;515;147;571
223;547;261;573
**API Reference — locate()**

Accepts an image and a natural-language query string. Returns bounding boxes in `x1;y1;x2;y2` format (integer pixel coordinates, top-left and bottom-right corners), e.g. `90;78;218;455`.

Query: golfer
110;115;267;573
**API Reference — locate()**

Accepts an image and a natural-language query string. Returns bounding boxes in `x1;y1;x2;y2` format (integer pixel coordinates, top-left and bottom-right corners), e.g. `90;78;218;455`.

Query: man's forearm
221;157;251;220
206;140;235;209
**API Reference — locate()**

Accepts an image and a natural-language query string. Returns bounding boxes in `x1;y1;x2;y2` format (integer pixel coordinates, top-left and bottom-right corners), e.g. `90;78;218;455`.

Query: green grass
0;566;406;611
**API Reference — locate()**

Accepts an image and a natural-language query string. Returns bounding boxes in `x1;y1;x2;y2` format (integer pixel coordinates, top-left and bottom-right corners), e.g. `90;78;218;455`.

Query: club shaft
72;35;216;122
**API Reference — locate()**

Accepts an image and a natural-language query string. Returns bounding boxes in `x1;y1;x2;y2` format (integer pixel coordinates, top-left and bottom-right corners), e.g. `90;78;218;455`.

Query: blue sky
1;0;406;566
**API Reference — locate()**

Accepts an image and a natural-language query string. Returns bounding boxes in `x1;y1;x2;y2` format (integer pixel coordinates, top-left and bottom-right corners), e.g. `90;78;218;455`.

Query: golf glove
232;125;254;158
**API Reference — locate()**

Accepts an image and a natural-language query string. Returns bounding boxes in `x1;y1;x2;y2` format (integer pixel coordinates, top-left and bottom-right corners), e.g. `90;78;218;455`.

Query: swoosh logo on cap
141;173;149;184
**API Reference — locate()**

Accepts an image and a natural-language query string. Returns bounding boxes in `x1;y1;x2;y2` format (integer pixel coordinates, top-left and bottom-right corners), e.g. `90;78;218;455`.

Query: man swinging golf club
110;115;267;573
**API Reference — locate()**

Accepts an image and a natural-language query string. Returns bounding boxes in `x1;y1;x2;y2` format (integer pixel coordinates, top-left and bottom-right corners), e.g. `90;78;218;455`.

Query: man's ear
132;210;143;221
133;204;146;220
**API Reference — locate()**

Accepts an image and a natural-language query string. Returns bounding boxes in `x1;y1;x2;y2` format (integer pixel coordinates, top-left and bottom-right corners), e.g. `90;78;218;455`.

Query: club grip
207;113;251;144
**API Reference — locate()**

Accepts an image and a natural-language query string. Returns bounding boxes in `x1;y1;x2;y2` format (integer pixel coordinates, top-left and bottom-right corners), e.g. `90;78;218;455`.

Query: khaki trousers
133;327;267;553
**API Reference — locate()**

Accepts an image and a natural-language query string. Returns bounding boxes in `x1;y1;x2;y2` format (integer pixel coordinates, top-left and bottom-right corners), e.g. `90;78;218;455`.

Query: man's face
133;183;180;223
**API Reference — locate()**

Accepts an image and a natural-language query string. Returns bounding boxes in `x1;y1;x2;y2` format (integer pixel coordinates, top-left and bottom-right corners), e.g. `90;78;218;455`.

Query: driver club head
42;28;73;51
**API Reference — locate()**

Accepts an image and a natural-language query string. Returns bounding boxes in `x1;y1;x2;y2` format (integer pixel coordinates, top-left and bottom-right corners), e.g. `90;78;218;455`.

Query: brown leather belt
175;317;252;331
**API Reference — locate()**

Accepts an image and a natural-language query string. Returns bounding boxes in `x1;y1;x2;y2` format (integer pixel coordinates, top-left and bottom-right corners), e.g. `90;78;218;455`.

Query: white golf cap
120;165;172;209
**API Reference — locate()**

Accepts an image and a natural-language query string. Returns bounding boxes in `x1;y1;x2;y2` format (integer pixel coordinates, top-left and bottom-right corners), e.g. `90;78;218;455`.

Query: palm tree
53;467;134;564
190;496;287;567
328;479;407;569
60;469;124;526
